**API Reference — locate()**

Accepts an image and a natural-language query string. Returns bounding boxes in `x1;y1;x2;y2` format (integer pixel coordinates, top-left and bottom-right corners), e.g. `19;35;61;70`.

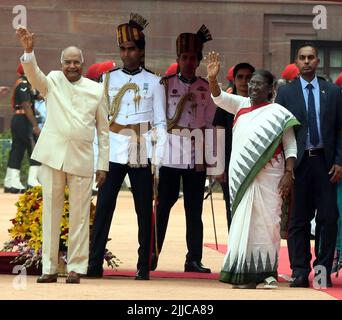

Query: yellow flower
3;186;120;269
2;186;121;268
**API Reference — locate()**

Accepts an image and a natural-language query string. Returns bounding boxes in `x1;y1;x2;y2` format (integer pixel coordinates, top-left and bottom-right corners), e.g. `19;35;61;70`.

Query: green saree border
220;270;278;285
231;118;300;216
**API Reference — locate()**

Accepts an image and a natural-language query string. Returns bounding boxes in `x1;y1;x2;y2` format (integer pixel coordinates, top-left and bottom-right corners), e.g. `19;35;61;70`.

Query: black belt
304;148;324;157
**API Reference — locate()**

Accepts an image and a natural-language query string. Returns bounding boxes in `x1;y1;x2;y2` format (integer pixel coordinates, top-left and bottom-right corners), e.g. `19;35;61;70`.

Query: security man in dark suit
275;43;342;288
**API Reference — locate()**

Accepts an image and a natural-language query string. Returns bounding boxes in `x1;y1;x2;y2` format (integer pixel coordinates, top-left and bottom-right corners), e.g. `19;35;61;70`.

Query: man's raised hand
16;26;34;53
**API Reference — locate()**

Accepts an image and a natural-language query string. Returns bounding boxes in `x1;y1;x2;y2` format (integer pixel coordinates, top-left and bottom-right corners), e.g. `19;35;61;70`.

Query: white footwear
263;276;278;289
27;166;41;187
4;168;13;192
11;168;26;192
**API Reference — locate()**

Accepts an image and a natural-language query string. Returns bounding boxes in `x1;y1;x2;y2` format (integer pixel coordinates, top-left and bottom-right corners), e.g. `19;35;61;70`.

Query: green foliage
0;130;30;186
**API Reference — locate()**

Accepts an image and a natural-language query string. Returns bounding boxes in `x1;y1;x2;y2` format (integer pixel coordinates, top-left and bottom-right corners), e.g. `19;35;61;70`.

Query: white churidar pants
40;164;92;275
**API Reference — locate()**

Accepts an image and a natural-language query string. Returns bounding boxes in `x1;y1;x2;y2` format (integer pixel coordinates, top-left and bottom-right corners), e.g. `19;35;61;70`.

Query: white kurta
21;52;109;177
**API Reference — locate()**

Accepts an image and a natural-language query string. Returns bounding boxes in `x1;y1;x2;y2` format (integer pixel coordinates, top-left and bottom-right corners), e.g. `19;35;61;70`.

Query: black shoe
184;261;211;273
4;187;11;193
290;276;309;288
135;269;150;280
66;271;80;284
86;267;103;278
150;253;158;271
10;187;25;194
37;273;58;283
327;277;333;288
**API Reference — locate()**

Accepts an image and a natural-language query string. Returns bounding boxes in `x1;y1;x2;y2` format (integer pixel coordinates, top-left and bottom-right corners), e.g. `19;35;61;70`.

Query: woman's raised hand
204;51;221;81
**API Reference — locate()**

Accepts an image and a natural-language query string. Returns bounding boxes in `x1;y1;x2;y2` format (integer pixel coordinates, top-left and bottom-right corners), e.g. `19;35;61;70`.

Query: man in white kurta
17;26;109;284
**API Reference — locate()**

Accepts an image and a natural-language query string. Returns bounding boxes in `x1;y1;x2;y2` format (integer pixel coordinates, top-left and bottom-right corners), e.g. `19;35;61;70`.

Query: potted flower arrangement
2;186;120;273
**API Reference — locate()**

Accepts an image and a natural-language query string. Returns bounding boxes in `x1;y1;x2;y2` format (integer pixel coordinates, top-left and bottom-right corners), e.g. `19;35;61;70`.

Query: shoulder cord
105;72;141;125
167;91;196;131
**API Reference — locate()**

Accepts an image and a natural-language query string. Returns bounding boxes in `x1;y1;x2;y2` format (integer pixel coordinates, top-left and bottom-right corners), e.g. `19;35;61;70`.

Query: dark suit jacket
275;77;342;169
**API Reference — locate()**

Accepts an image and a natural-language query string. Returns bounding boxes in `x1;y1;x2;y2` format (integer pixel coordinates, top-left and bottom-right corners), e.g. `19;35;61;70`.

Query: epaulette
159;73;177;85
109;67;120;73
198;76;209;84
144;67;157;75
99;68;119;83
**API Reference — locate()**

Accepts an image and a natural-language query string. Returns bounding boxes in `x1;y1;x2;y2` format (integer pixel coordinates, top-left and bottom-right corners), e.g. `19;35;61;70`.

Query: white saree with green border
219;102;299;285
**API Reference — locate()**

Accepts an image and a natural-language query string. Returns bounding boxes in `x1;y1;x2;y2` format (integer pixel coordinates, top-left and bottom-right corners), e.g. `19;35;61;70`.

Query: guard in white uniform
151;26;216;273
88;13;167;280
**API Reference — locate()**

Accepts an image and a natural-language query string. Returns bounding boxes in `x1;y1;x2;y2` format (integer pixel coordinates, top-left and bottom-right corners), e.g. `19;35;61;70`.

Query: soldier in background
4;64;40;193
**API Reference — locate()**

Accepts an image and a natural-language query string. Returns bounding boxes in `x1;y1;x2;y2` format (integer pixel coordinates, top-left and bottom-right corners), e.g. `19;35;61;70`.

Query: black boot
135;269;150;280
184;261;211;273
150;253;158;271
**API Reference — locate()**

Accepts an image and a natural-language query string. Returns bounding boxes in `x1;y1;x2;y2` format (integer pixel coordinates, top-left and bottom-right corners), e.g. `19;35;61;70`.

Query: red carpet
0;252;41;275
204;243;342;300
0;251;218;280
104;269;219;280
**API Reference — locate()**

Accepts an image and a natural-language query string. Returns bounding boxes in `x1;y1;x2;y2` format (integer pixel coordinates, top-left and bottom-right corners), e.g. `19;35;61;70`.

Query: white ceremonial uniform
21;51;109;275
106;67;167;164
163;74;217;169
88;67;166;274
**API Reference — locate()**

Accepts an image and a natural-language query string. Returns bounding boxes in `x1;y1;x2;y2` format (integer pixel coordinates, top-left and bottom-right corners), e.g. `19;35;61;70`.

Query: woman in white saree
206;52;299;289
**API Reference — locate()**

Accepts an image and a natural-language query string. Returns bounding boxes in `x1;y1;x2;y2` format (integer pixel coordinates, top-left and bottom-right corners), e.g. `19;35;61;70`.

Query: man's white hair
60;46;84;64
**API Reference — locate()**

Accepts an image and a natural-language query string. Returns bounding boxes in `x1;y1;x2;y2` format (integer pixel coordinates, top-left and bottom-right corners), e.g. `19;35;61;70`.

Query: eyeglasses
62;60;82;67
248;80;266;88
